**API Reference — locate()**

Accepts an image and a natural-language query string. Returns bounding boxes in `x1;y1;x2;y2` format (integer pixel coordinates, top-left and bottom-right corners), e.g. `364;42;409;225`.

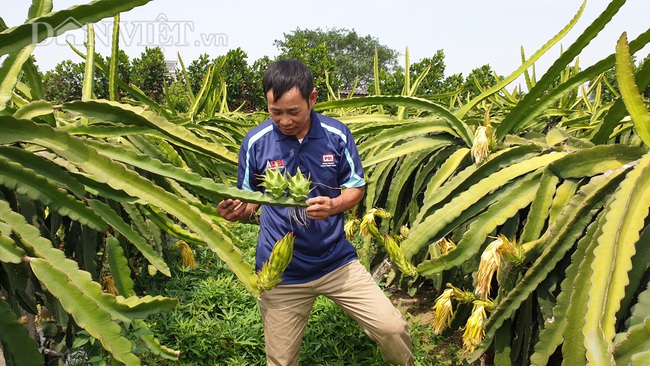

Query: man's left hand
305;196;338;220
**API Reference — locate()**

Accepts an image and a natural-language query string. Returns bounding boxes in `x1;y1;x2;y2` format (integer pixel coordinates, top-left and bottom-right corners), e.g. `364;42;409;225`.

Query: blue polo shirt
237;110;366;284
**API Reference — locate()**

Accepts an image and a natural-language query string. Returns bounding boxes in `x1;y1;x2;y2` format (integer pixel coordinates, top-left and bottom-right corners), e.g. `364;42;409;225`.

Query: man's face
266;86;317;140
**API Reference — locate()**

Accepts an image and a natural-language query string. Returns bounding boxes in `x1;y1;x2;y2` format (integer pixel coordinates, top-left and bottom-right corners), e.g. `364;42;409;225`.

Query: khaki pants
258;260;414;366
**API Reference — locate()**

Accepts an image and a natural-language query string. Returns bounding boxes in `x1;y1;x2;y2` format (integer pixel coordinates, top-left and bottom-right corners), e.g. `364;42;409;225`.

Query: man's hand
305;196;337;220
218;199;257;222
305;186;365;220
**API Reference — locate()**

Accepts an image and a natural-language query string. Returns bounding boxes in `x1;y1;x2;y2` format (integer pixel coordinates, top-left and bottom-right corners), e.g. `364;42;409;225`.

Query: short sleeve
338;127;365;189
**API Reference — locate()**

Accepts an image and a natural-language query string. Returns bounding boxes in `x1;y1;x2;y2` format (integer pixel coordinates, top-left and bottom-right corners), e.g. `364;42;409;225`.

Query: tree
371;50;450;97
440;73;465;102
42;60;84;103
275;36;338;99
95;50;132;100
274;27;398;91
130;47;169;103
187;53;211;95
410;50;447;94
249;56;273;111
370;64;404;96
460;64;499;102
166;80;189;113
216;48;255;111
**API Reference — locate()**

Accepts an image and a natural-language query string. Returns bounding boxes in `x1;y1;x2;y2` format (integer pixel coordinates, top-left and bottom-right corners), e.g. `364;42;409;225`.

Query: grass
139;222;464;365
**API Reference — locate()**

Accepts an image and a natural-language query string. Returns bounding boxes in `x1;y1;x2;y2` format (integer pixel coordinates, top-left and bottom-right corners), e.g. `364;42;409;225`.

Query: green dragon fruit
258;168;288;198
287;167;312;201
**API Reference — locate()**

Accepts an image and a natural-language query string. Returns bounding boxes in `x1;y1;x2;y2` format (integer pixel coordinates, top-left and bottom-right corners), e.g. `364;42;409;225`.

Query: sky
3;0;650;89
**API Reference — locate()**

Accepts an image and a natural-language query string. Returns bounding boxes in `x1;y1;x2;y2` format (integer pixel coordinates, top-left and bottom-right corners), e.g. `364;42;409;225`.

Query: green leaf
454;0;586;119
496;0;631;138
414;145;540;227
81;23;95;101
0;45;35;111
62;99;238;165
0;233;25;263
383;150;434;230
315;95;474;146
363;158;397;209
0;0;51;110
586;152;650;361
624;281;650;334
20;57;55;125
0;145;86;198
0;154;107;231
468;167;629;362
416;171;541;276
88;199;170;277
83;137;304;207
561;209;608;365
548;145;647;179
530;209;604;365
28;0;53;20
617;225;650;330
615;32;650;147
108;14;120;101
114;295;178;319
362;135;455;167
591;58;650;144
30;258;141;365
0;298;44;366
357;119;456;155
614;317;650;365
106;236;136;297
132;319;180;361
402;152;564;259
2;198;176;327
13;100;55;120
519;170;559;243
0;116;259;295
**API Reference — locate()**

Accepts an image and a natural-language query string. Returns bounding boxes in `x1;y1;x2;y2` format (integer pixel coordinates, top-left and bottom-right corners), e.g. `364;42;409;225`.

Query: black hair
262;59;314;102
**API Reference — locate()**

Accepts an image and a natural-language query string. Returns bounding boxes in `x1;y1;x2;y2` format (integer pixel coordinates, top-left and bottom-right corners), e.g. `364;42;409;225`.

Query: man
217;59;413;366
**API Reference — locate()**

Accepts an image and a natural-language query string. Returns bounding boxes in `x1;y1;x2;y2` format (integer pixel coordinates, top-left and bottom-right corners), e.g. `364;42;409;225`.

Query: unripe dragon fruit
258;168;288;198
287;167;312;201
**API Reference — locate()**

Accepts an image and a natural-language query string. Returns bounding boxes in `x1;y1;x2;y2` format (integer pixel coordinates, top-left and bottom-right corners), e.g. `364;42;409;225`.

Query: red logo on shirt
266;159;285;170
322;154;335;167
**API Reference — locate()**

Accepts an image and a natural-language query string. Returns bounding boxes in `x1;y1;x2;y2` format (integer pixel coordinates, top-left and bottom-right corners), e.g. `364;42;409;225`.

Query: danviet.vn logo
29;14;228;49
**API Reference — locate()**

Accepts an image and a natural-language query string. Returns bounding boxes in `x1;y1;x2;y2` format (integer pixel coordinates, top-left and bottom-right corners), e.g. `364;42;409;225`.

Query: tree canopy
275;27;399;92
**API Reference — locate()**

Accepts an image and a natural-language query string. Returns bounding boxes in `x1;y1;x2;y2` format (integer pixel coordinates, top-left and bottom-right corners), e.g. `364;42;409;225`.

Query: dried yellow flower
179;240;196;269
359;208;390;240
344;219;360;241
471;125;494;164
462;301;488;354
432;288;455;334
474;236;505;300
437;237;457;255
102;274;119;296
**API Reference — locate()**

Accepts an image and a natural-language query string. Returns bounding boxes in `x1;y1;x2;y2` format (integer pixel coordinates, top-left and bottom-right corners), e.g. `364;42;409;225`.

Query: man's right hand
217;199;247;222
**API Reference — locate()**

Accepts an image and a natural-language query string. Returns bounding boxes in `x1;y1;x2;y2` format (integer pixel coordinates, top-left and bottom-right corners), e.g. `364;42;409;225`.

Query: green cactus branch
0;115;260;295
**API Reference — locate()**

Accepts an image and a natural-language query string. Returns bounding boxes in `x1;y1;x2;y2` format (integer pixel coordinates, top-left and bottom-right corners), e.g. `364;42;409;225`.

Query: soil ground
388;286;467;365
